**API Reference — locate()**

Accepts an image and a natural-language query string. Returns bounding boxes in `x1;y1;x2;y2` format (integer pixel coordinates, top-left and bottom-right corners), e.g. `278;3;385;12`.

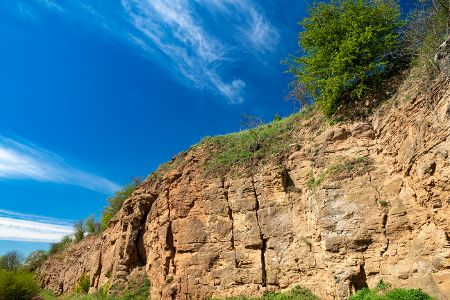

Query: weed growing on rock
307;157;373;190
74;273;90;294
202;107;316;176
215;286;319;300
349;280;433;300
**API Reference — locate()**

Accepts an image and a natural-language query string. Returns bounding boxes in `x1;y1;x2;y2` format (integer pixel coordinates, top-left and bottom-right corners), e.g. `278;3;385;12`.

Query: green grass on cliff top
199;105;317;175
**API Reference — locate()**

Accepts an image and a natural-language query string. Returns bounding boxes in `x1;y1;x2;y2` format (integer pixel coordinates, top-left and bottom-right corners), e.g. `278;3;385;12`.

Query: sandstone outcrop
39;74;450;299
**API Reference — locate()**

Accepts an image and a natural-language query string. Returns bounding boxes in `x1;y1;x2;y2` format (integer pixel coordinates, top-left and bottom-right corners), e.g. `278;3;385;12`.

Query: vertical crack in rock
136;209;150;266
349;264;369;292
165;221;177;276
380;213;389;256
92;249;103;288
164;190;177;278
222;179;237;268
251;177;267;287
282;168;297;193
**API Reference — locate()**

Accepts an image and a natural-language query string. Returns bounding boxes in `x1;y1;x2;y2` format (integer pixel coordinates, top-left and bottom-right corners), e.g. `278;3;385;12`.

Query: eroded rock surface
39;75;450;299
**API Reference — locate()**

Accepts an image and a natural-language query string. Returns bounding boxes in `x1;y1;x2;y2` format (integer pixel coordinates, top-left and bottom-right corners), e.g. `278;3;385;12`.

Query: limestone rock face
39;75;450;300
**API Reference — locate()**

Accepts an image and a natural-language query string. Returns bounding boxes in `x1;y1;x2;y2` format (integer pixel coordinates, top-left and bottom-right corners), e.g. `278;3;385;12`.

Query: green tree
49;235;73;255
0;269;39;300
285;0;404;115
0;251;23;270
101;179;140;230
24;250;48;272
74;220;86;243
85;215;101;235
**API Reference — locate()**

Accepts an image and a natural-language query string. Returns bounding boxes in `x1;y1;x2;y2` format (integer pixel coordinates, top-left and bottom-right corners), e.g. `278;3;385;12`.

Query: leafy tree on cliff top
285;0;404;116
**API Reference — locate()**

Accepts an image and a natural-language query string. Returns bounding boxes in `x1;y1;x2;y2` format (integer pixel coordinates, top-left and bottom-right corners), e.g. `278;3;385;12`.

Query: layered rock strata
40;75;450;299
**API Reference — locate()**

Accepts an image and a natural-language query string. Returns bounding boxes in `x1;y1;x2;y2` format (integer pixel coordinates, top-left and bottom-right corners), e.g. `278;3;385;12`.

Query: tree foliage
24;250;48;272
49;235;73;255
74;220;86;243
0;269;39;300
101;179;141;230
285;0;404;115
349;280;433;300
85;215;101;235
0;250;23;270
404;0;450;73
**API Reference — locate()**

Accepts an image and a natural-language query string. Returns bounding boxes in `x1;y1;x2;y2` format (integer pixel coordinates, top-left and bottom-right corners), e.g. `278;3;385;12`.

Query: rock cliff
39;73;450;300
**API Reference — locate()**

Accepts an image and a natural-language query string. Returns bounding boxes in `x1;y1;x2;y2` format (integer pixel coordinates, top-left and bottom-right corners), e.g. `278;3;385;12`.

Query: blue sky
0;0;416;257
0;0;308;255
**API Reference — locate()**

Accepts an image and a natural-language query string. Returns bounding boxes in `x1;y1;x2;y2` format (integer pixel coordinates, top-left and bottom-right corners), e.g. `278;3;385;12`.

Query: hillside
38;67;450;299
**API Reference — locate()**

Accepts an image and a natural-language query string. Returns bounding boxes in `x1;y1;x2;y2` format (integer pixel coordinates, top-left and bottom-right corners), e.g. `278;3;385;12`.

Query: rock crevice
39;76;450;300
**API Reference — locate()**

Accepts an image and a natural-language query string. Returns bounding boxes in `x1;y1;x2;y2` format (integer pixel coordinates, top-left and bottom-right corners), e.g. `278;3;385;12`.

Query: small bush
216;286;319;300
384;288;433;300
0;269;40;300
74;220;86;243
307;157;373;189
350;281;433;300
327;156;372;179
121;278;151;300
379;200;390;208
85;216;101;235
306;173;326;189
49;235;73;255
101;180;140;230
74;273;91;294
24;250;48;272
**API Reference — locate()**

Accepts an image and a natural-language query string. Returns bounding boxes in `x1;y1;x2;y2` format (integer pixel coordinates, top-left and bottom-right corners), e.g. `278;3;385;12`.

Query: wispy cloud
122;0;246;103
0;135;119;194
20;0;279;103
0;210;73;243
197;0;280;53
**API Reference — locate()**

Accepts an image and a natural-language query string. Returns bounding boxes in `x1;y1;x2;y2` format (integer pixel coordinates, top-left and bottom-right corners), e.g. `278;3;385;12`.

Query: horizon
0;0;415;257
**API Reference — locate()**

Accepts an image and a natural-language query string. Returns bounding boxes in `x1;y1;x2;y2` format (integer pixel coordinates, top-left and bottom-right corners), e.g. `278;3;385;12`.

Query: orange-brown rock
39;74;450;299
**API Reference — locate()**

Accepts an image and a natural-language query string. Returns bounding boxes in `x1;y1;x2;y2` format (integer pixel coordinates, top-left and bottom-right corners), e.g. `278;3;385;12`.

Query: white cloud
121;0;245;103
26;0;279;103
0;210;73;243
37;0;65;13
198;0;280;53
0;135;119;194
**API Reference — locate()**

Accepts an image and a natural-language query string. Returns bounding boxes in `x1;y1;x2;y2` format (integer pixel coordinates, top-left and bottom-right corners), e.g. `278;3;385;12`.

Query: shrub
0;269;40;300
74;220;86;243
404;0;450;74
285;0;404;116
85;215;102;235
384;288;433;300
24;250;48;272
74;273;91;294
101;180;140;230
49;235;73;255
121;278;151;300
307;157;373;189
349;281;433;300
215;286;318;300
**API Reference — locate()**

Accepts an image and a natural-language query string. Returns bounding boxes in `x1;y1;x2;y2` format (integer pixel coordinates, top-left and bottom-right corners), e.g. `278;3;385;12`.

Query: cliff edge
39;71;450;299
